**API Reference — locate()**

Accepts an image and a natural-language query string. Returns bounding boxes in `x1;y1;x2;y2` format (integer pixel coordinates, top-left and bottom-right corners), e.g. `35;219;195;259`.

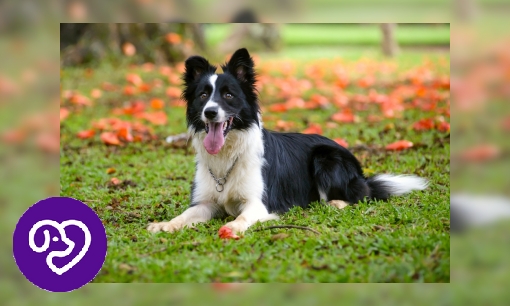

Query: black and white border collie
148;48;428;237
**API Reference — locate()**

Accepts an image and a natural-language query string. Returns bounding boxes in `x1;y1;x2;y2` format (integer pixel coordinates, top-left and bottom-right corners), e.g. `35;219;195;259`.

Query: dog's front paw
219;220;248;239
147;220;183;233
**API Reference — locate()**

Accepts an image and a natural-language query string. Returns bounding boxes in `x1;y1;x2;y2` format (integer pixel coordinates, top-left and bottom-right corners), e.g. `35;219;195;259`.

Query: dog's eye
200;93;208;100
224;93;233;99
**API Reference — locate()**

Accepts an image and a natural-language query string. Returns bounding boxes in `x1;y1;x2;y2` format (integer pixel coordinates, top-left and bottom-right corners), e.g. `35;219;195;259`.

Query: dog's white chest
191;125;265;216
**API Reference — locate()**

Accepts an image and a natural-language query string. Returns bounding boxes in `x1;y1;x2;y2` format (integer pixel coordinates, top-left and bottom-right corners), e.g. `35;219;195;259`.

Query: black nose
204;107;218;119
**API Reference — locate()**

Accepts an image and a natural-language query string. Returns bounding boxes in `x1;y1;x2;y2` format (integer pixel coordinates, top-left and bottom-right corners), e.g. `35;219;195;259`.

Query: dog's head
182;48;259;155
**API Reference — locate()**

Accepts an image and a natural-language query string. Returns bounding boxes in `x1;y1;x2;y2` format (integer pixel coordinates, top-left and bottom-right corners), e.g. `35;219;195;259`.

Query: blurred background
1;0;510;304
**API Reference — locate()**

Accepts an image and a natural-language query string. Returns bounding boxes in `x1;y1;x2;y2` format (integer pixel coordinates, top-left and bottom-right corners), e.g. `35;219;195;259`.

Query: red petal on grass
460;145;500;162
110;177;121;185
165;33;182;44
218;226;240;240
123;85;137;96
334;138;349;148
168;73;181;85
1;130;26;143
212;283;240;291
357;76;375;88
170;99;186;107
332;92;349;107
69;93;91;106
269;103;287;113
123;101;146;115
302;123;323;135
101;82;117;91
100;132;121;145
141;112;168;125
150;98;165;109
413;118;435;131
126;73;142;86
436;121;450;132
122;42;136;56
275;120;295;132
309;94;329;108
331;110;355;123
367;115;382;123
77;130;95;139
60;108;70;122
91;88;102;99
138;83;152;93
166;86;181;98
118;126;134;142
502;117;510;131
285;97;305;109
36;133;60;153
386;140;413;151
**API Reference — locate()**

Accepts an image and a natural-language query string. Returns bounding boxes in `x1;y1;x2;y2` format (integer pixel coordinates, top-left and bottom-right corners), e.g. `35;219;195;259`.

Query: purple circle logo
12;197;107;292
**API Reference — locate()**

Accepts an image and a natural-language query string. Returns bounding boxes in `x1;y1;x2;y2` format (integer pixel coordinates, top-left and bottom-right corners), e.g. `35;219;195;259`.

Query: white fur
192;123;266;217
148;122;277;234
201;74;227;122
209;74;218;93
318;189;328;202
372;174;429;196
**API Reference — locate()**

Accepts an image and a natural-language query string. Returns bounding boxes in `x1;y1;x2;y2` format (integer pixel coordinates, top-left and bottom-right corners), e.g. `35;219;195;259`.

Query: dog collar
208;157;239;192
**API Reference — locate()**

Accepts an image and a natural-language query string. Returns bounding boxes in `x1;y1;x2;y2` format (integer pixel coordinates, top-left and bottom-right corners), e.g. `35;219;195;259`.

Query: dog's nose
204;107;218;119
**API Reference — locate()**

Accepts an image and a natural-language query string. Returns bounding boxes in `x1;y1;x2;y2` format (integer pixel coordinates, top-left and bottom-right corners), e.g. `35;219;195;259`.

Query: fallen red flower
77;130;95;139
460;145;500;162
150;98;165;109
302;123;323;135
218;226;240;240
331;110;355;123
436;121;450;132
100;132;121;145
413;118;435;131
386;140;413;151
60;108;70;122
334;138;349;148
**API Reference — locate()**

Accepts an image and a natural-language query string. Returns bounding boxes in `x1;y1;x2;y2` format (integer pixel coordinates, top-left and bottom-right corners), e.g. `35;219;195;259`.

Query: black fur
183;48;402;214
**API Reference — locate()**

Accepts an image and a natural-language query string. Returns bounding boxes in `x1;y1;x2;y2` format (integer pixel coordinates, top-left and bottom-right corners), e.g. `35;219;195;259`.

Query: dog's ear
224;48;255;83
183;56;216;84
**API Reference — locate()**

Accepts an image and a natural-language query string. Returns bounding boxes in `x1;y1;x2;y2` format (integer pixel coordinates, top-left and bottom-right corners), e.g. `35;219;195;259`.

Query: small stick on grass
253;225;320;235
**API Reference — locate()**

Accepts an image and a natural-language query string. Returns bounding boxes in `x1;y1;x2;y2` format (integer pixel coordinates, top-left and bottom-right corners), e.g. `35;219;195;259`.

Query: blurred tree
219;23;282;55
60;23;205;67
380;23;399;57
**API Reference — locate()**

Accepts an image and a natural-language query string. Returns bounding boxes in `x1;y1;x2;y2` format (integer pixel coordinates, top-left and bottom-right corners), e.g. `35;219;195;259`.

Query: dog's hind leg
327;200;350;209
147;203;216;233
312;144;370;205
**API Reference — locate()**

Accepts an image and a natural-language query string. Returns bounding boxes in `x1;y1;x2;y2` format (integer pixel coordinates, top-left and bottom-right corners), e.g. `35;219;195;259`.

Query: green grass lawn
206;24;450;48
60;50;450;283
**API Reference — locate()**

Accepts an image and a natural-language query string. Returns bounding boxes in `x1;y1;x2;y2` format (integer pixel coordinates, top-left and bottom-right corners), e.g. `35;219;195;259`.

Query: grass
205;24;450;48
60;50;450;283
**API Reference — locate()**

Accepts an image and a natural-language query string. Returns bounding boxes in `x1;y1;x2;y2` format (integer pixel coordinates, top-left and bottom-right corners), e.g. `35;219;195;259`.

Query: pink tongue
203;122;225;155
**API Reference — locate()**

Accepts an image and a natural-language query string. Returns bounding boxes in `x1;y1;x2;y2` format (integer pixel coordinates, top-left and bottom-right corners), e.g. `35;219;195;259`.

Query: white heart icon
28;220;92;275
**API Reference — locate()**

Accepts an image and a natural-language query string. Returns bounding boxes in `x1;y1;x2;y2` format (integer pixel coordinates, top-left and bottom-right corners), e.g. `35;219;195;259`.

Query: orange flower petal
77;129;95;139
302;123;323;135
100;132;121;145
334;138;349;148
385;140;413;151
218;226;240;240
150;98;165;109
60;108;70;122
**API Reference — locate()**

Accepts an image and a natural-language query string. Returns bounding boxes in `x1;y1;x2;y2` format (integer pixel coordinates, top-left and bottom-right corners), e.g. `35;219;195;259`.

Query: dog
147;48;428;237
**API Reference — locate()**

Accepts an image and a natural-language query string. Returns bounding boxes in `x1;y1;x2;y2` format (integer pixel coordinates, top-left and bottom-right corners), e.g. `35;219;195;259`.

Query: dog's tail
366;174;428;200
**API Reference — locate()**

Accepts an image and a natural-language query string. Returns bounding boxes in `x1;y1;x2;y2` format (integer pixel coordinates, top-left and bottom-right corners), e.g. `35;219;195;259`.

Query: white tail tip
372;174;429;196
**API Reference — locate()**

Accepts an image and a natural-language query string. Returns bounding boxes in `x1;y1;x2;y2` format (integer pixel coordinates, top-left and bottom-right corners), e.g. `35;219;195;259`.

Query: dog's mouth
203;117;234;155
